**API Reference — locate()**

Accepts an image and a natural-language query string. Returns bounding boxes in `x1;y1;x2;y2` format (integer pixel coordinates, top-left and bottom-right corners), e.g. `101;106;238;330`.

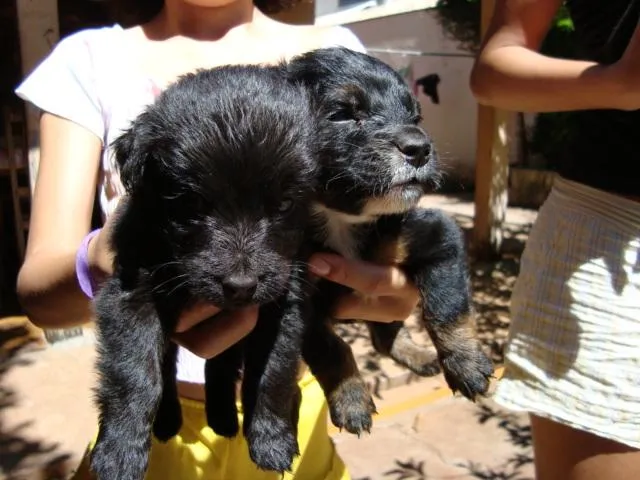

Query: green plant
434;0;481;53
540;5;578;59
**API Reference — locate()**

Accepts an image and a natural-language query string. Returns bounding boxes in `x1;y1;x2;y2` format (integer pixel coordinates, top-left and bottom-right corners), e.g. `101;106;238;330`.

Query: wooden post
472;0;510;260
16;0;84;343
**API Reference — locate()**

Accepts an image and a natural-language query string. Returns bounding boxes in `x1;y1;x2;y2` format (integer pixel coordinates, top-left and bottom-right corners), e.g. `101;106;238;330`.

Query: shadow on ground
452;402;533;480
353;402;534;480
0;323;74;480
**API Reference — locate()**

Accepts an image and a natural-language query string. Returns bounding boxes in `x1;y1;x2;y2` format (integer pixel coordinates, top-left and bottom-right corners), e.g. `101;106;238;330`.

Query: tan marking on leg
371;236;410;266
426;311;478;355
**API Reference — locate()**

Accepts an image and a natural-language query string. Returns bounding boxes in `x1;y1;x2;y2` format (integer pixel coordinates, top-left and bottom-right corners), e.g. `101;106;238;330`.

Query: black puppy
286;47;494;434
90;65;317;479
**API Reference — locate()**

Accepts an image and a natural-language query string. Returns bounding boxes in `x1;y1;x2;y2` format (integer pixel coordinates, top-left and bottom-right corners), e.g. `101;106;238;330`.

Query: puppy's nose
396;131;431;168
222;274;258;302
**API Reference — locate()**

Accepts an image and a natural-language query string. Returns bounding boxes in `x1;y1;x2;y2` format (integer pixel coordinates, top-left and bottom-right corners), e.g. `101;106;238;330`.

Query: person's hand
86;197;258;359
308;253;420;322
86;211;117;282
172;303;259;358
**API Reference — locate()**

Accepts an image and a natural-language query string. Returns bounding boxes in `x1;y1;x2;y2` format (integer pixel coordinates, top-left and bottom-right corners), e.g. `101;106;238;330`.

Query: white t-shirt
16;23;365;384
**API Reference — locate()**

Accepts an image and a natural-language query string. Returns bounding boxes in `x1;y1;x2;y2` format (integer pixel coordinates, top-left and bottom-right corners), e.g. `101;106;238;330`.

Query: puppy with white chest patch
287;47;494;434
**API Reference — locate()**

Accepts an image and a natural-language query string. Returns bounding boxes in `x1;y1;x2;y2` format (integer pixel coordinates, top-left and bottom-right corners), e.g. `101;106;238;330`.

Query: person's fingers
308;253;414;297
172;306;259;359
333;293;419;322
88;196;129;277
174;302;223;333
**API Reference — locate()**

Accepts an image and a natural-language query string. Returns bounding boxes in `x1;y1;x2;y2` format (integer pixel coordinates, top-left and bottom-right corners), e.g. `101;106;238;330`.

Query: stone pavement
0;317;97;480
0;316;534;480
334;381;533;480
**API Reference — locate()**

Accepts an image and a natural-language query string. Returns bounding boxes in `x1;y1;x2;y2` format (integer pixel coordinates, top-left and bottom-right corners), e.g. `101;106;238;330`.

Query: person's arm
470;0;640;112
16;113;101;327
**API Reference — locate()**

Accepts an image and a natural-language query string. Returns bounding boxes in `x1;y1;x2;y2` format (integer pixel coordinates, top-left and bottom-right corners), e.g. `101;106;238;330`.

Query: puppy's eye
278;198;294;213
412;114;423;124
328;110;356;122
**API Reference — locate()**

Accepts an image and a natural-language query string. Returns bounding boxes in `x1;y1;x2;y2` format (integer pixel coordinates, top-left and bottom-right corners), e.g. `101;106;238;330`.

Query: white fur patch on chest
312;203;373;260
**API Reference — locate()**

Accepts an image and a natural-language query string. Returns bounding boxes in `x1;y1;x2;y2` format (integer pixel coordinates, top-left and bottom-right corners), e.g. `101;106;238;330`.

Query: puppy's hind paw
246;418;299;472
441;347;494;401
207;407;240;438
328;377;377;436
204;386;240;437
390;344;441;377
153;410;183;442
369;323;440;378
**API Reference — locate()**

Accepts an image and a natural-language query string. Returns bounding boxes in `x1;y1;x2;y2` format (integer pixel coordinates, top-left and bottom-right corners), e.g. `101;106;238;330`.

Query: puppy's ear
112;128;147;193
285;49;328;88
286;47;353;87
285;56;318;88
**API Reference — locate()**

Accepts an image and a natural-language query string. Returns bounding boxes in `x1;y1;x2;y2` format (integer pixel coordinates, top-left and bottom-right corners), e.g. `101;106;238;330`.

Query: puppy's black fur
286;47;494;434
90;65;317;479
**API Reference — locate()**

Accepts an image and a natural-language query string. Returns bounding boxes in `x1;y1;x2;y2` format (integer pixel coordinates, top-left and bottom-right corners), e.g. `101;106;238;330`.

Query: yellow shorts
73;373;349;480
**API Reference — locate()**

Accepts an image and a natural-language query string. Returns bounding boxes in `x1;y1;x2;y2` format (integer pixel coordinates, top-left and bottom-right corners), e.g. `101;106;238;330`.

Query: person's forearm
470;46;624;112
16;251;93;328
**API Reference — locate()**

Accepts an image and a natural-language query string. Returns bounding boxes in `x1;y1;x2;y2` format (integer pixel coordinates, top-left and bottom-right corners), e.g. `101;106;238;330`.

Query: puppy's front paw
441;346;494;401
328;377;377;435
246;416;299;472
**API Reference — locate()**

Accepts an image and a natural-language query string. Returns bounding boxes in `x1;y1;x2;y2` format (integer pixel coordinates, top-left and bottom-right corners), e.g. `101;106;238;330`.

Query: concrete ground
0;319;533;480
0;194;538;479
335;382;533;480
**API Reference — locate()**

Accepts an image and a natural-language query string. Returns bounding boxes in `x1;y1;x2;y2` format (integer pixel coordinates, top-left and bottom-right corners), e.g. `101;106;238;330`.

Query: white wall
316;0;341;17
345;9;479;183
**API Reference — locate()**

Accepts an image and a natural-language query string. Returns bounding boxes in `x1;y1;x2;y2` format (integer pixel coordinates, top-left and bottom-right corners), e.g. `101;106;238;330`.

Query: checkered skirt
494;177;640;448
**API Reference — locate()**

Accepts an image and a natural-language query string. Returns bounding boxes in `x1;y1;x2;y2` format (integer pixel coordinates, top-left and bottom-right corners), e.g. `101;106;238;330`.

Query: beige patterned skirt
494;176;640;448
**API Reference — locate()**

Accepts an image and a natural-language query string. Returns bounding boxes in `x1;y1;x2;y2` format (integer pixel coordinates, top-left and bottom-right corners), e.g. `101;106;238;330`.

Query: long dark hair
109;0;304;26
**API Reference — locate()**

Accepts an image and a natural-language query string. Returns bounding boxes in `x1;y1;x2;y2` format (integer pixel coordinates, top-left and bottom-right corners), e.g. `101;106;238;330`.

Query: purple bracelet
76;228;102;299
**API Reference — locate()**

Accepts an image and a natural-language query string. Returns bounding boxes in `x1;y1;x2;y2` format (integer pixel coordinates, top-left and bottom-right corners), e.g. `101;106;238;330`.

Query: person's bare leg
531;414;640;480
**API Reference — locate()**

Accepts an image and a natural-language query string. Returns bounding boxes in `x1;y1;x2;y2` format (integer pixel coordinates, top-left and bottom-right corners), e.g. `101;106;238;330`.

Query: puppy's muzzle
222;273;258;303
393;126;432;169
